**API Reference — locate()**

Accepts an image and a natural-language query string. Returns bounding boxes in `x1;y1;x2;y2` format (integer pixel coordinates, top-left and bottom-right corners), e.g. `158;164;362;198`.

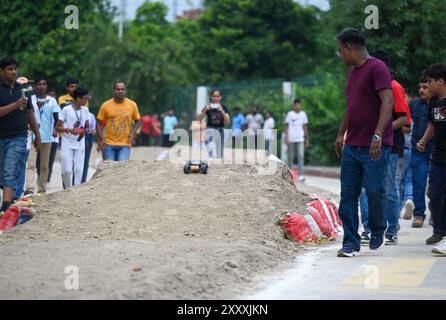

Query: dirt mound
0;159;313;299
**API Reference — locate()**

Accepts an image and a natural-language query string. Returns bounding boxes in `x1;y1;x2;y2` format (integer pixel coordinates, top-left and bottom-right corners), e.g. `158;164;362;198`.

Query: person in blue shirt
33;77;60;194
409;77;434;229
161;109;178;147
231;107;245;148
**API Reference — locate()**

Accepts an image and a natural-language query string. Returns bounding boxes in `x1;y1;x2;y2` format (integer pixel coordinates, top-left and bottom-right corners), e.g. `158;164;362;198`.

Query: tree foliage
178;0;322;83
322;0;446;92
2;0;446;164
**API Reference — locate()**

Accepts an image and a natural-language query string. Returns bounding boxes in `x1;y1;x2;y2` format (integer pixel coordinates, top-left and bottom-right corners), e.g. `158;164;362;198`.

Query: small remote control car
183;160;208;174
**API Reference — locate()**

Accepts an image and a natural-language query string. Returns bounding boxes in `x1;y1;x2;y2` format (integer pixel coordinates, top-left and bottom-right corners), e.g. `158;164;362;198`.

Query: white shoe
403;199;414;220
400;207;406;219
298;175;306;182
432;238;446;255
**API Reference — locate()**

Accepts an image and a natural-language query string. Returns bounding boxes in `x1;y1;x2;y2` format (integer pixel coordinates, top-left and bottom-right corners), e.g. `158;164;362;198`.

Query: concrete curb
305;166;340;179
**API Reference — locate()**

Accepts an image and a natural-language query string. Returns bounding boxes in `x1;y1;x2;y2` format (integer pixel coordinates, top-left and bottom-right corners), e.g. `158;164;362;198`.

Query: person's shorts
0;136;27;190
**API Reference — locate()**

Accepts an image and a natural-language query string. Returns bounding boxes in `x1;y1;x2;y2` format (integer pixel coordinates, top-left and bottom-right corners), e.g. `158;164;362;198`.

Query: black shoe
360;232;370;244
426;234;443;245
23;190;34;196
0;201;11;212
385;235;398;245
369;233;385;250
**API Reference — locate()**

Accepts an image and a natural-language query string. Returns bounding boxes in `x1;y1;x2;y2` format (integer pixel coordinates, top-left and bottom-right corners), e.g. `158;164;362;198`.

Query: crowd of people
2;26;444;258
0;57;146;214
334;27;446;257
192;89;310;182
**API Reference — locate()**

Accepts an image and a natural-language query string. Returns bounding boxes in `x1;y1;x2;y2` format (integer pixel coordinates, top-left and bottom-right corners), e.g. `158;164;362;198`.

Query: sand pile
0;158;315;299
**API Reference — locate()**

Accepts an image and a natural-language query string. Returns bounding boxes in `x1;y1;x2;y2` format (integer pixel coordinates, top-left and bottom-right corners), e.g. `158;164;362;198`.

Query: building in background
176;8;203;21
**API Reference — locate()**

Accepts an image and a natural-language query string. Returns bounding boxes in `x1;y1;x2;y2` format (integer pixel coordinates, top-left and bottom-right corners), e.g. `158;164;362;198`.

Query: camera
37;98;46;107
76;128;86;142
73;121;86;142
20;85;33;110
210;103;220;109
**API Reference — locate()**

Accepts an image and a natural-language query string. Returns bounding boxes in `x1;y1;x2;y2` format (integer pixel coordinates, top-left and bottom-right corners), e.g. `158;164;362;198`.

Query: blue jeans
411;149;430;219
104;145;131;161
0;136;28;191
339;145;390;250
428;163;446;236
359;188;370;234
384;153;399;237
15;148;30;199
399;148;413;210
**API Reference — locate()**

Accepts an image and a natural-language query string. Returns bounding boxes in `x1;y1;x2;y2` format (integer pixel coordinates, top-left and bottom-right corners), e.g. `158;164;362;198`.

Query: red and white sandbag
0;206;20;233
308;194;343;235
276;213;319;243
307;206;336;239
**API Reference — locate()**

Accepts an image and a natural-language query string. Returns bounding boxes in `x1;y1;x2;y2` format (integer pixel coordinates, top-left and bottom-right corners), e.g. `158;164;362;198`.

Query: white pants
61;146;85;189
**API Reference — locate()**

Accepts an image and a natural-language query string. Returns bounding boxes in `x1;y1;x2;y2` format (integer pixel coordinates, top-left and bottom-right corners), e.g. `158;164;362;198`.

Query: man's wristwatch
372;134;382;142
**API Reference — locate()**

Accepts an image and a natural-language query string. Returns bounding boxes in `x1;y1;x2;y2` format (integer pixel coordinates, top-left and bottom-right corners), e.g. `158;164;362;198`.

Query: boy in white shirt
285;99;309;182
56;87;90;189
263;111;275;154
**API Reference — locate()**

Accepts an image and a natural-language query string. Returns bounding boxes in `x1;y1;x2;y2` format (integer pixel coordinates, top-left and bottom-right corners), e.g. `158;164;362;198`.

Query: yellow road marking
342;258;436;287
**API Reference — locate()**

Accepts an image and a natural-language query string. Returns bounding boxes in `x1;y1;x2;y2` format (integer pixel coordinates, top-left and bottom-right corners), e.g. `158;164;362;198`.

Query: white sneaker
432;238;446;255
298;175;306;182
403;199;414;220
400;207;406;219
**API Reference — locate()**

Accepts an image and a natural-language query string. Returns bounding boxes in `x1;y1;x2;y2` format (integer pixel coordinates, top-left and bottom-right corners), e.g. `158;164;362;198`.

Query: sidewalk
304;166;340;179
246;175;445;300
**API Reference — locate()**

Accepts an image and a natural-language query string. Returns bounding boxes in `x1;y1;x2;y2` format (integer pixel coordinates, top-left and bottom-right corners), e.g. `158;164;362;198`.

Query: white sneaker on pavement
432;238;446;255
403;199;414;220
298;175;306;182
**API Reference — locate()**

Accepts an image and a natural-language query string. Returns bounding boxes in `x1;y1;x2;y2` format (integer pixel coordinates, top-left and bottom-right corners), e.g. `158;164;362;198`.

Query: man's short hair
372;50;391;68
73;87;89;100
113;80;125;89
419;74;428;83
66;77;79;86
336;27;366;47
293;98;301;104
423;63;446;83
35;76;47;84
0;57;19;69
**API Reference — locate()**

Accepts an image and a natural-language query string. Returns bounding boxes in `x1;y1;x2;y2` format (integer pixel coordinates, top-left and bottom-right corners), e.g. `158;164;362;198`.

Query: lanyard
74;107;82;124
37;96;48;117
34;95;48;118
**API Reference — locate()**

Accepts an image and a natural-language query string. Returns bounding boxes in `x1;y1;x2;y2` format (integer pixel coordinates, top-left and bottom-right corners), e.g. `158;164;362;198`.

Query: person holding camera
56;87;90;189
0;57;40;213
197;89;230;159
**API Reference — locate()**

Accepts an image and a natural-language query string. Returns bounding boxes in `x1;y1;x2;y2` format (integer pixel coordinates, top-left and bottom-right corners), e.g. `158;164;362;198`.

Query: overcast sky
110;0;330;21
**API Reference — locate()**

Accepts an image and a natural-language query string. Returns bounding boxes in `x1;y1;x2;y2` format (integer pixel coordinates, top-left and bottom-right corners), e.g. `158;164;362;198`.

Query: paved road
10;158;446;300
246;176;446;300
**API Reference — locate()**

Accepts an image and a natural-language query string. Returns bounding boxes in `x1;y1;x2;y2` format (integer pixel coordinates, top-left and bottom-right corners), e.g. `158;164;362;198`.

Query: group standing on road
334;27;446;257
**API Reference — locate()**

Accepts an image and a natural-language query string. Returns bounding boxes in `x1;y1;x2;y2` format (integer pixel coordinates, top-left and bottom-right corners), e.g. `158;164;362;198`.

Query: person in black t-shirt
197;89;230;159
418;63;446;253
0;57;41;213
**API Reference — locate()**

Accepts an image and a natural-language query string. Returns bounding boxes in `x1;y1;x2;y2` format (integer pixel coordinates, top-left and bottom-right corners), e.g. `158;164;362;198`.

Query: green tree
0;1;112;57
321;0;446;91
178;0;322;83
